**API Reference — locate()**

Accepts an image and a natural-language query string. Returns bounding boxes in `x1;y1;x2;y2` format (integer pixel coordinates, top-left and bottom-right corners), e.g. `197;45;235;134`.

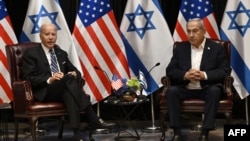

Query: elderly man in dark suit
22;23;111;141
166;18;231;141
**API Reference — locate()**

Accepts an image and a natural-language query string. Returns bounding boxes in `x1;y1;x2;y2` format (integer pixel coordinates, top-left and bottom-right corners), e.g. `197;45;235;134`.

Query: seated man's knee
207;86;222;98
166;86;179;98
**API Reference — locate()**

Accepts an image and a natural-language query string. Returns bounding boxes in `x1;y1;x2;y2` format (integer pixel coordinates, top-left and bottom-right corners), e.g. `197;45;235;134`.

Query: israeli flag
19;0;82;74
120;0;174;95
220;0;250;99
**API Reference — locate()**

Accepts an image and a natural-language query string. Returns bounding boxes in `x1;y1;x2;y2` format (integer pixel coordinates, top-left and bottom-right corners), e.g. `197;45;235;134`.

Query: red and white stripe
173;12;220;41
111;78;124;91
73;11;130;104
0;15;17;104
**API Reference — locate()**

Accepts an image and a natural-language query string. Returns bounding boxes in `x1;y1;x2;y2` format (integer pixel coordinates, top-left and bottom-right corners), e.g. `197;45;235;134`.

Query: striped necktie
49;49;59;74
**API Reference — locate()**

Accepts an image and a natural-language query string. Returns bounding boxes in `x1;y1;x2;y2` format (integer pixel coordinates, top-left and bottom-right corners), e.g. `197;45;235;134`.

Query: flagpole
246;97;249;125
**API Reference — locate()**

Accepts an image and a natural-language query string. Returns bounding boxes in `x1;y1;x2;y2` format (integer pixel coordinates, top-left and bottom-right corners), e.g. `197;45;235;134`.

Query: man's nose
189;31;194;36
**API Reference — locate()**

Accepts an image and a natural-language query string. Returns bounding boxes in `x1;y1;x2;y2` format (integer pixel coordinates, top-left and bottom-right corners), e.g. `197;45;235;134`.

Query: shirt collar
191;38;206;49
41;44;53;54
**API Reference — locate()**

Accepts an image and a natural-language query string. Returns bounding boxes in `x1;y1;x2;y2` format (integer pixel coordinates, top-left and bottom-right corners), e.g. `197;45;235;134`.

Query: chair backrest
210;39;231;63
5;42;41;113
5;42;41;85
174;39;231;63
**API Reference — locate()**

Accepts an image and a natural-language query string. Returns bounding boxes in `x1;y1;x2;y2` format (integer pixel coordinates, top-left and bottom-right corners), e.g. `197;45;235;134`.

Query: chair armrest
161;76;170;88
158;76;170;99
12;81;34;114
223;76;234;100
157;76;170;107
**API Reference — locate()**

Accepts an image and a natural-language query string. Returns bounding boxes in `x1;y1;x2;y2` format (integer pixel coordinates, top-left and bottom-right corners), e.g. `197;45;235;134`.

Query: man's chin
47;44;55;48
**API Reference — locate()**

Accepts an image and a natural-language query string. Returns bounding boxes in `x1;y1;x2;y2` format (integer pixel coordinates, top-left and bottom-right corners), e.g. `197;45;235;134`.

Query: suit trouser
166;85;222;130
45;75;100;129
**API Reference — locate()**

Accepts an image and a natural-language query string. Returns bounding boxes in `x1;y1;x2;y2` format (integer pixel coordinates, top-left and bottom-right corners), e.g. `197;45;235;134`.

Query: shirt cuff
47;77;51;84
203;72;208;80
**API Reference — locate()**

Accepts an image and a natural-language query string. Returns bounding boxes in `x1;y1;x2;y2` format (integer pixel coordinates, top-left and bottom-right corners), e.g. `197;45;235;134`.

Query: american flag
111;74;124;91
0;0;17;104
72;0;130;103
173;0;220;41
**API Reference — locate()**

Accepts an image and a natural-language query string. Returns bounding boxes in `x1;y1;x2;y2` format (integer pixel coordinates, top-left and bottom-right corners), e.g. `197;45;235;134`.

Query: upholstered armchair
158;40;234;141
5;42;92;141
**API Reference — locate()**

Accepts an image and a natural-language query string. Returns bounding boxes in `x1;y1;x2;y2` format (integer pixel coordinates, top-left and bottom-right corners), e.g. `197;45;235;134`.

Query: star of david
29;5;60;34
125;4;155;39
226;1;250;36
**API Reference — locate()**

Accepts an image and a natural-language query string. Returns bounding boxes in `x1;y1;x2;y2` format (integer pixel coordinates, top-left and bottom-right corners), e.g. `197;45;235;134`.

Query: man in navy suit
166;18;231;141
22;23;111;141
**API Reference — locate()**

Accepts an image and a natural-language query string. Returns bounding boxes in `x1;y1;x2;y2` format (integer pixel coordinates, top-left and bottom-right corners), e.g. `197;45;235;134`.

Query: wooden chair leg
30;117;38;141
14;118;19;141
225;112;233;124
160;111;166;141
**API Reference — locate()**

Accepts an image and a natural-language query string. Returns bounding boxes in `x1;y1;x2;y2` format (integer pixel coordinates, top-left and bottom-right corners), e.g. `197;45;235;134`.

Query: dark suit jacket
166;39;232;88
22;43;82;101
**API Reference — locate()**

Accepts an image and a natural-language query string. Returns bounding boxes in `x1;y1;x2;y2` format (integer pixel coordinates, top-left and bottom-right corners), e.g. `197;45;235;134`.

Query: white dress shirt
186;39;207;89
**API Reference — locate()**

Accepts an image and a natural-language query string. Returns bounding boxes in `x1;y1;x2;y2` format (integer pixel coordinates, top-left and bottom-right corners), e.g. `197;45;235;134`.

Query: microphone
138;62;161;100
148;62;161;74
94;66;111;83
143;62;161;88
94;66;119;102
141;62;161;84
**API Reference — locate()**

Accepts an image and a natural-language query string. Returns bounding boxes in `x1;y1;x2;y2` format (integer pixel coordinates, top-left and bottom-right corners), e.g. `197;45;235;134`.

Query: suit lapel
200;40;211;69
38;45;52;73
38;46;50;65
185;43;192;69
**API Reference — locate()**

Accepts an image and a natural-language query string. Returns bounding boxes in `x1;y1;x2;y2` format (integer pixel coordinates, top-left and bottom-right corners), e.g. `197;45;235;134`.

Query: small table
104;96;149;140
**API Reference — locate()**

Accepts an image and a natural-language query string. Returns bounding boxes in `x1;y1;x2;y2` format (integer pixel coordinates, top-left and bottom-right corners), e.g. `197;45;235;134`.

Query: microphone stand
144;63;161;133
144;92;161;132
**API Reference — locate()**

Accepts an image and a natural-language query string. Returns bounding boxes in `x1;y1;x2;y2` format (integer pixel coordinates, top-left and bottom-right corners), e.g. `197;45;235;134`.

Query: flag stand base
143;126;161;133
191;114;204;131
93;128;109;134
191;124;203;131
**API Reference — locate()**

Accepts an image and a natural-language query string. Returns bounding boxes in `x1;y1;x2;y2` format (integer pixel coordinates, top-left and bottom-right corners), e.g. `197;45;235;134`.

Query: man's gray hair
186;18;205;29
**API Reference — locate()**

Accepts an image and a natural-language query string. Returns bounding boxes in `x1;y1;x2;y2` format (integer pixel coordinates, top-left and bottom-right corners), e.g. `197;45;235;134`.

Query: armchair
5;42;91;141
158;40;234;141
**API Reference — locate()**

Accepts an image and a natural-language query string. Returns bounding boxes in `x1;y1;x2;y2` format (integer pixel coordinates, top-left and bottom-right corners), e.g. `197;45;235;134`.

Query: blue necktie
50;49;59;74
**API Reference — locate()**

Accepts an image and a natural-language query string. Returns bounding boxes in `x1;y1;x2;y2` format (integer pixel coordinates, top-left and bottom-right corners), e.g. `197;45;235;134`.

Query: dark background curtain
4;0;247;119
